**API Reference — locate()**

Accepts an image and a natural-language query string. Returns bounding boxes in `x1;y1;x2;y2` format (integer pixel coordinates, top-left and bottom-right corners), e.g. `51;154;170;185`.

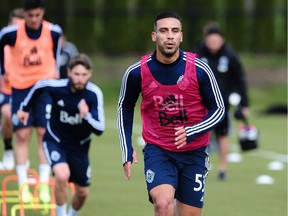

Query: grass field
0;54;287;216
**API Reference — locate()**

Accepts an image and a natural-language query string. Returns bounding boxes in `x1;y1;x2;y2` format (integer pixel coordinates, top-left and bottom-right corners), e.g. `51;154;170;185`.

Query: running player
17;53;105;216
117;11;224;215
0;0;62;203
0;8;24;170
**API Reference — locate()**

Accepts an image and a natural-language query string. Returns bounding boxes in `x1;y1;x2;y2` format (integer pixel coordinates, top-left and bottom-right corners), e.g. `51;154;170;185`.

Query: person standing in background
59;34;79;79
17;53;105;216
118;11;224;215
0;8;24;170
0;0;62;203
195;22;249;180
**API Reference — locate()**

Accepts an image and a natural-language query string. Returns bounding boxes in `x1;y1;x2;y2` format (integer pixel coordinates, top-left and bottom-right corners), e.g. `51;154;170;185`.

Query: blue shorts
0;92;10;106
43;138;91;187
11;88;51;131
143;144;210;208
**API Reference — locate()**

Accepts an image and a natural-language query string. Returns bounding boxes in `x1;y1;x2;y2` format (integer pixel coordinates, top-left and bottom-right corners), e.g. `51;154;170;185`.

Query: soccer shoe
39;184;51;203
218;171;228;181
2;150;15;170
19;185;33;203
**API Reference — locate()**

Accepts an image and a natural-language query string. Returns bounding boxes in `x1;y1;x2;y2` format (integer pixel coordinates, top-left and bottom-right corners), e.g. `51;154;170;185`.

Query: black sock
4;138;13;151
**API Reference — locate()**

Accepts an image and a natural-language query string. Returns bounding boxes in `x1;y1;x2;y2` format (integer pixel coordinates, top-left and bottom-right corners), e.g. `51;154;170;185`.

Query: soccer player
117;11;224;216
59;34;79;79
17;53;105;216
0;8;24;170
0;0;62;203
196;22;249;180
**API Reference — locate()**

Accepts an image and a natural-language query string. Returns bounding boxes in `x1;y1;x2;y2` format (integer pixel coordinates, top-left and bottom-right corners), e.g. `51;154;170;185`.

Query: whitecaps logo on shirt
218;56;229;73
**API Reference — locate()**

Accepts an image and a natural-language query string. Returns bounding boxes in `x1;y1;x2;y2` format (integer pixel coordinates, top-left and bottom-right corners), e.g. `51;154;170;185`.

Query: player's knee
1;105;11;118
16;131;30;144
76;187;89;198
153;198;173;213
55;171;70;185
2;112;11;122
55;176;69;187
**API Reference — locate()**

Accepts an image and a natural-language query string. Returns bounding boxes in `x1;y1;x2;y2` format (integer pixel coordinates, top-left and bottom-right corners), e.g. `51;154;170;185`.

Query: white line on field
248;150;288;163
107;118;288;163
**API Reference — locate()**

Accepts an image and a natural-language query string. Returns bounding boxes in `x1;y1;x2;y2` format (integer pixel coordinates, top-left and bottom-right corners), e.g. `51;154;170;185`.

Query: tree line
0;0;287;54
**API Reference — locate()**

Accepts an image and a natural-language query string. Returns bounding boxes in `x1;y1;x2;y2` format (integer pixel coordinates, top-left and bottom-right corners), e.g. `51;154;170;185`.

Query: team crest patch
0;93;4;103
51;151;61;161
12;114;19;126
178;77;189;90
86;165;92;184
86;165;92;178
146;169;155;183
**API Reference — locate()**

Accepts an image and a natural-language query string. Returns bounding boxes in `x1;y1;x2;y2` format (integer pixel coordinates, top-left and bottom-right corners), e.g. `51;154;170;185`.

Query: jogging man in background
17;53;105;216
0;8;24;170
0;0;62;203
117;11;224;216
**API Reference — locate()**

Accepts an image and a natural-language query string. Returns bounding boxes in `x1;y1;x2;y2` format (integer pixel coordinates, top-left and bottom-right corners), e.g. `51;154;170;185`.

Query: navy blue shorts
143;144;210;208
0;92;10;106
11;88;51;131
43;138;91;187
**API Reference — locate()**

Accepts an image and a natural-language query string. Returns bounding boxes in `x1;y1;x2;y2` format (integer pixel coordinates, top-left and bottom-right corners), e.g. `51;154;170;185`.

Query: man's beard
70;79;86;92
158;45;178;58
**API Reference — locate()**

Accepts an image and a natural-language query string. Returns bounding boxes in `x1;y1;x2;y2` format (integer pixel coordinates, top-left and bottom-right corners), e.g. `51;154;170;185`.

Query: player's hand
174;126;187;149
123;150;138;181
241;107;249;118
17;110;29;126
0;74;9;90
123;162;132;181
2;74;9;83
78;99;89;117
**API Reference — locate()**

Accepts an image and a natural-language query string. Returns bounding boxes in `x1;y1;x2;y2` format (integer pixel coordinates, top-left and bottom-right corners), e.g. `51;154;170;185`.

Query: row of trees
1;0;287;54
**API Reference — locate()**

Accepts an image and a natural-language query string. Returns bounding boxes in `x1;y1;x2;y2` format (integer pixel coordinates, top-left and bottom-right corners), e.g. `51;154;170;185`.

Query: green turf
0;54;287;215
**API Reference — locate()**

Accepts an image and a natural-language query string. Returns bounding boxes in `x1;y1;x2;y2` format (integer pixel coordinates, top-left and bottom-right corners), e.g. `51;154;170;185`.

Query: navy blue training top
20;79;105;148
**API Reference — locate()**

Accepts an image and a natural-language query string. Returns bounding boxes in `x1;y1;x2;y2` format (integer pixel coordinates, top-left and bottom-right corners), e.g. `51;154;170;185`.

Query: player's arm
179;60;225;145
117;63;141;179
51;24;63;77
80;85;105;135
18;79;54;115
230;51;249;107
0;26;17;76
